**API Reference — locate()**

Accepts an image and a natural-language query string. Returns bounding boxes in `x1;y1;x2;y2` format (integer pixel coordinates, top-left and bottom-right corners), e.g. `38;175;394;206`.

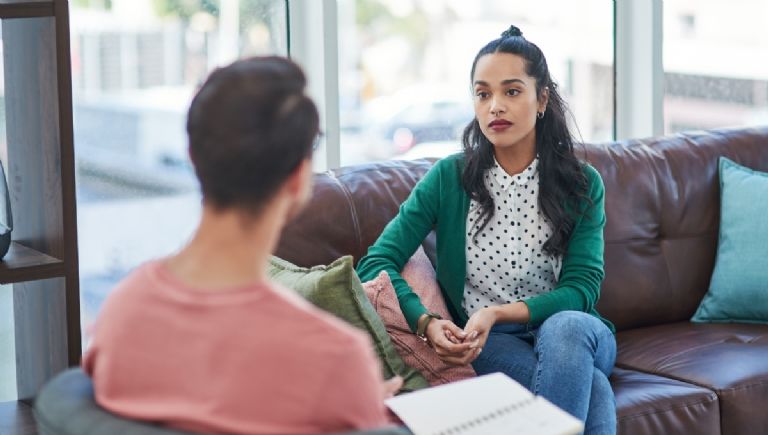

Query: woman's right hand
425;318;481;366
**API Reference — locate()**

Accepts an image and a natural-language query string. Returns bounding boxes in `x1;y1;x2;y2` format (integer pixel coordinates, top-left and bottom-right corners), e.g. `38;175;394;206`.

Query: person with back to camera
356;25;617;435
83;56;403;434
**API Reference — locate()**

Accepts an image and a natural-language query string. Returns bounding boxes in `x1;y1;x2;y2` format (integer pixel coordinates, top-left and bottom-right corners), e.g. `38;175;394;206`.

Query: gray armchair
34;369;411;435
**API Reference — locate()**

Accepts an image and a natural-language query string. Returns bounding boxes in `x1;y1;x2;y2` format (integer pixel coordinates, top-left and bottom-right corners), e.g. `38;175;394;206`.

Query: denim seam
532;333;545;395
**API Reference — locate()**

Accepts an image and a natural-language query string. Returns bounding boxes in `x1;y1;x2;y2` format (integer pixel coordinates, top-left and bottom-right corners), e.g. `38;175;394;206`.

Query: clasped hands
422;307;497;367
379;306;499;398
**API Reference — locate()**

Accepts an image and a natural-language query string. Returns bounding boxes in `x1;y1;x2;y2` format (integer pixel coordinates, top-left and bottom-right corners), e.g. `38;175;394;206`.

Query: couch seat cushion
616;322;768;435
612;367;719;435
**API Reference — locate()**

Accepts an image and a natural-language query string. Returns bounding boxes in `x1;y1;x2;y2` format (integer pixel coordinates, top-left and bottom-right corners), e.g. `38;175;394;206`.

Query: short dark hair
187;56;319;213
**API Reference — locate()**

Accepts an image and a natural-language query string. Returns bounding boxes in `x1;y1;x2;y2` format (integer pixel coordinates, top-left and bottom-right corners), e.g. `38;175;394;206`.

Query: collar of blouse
489;156;539;191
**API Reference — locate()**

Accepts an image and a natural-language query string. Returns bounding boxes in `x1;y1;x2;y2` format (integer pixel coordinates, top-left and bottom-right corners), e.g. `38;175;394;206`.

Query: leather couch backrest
581;127;768;330
276;127;768;331
276;159;433;268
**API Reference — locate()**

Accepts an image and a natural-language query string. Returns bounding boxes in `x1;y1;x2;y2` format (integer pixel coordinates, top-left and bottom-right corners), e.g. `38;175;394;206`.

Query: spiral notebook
385;373;584;435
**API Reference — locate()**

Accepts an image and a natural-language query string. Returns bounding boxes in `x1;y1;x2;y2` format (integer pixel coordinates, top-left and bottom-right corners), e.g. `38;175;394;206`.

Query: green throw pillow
692;157;768;324
267;255;428;392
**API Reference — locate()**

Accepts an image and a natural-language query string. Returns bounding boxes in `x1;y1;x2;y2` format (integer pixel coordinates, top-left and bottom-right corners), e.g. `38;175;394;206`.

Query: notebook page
385;373;582;435
385;373;525;434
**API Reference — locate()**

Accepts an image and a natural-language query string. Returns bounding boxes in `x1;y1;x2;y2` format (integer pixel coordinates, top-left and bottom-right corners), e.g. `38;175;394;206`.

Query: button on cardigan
356;153;614;333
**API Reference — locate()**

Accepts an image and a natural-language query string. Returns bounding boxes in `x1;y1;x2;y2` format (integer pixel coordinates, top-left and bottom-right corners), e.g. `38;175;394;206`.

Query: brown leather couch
276;126;768;435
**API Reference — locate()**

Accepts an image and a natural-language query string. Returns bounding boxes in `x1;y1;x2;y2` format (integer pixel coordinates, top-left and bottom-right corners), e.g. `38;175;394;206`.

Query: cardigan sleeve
356;160;445;332
523;165;606;326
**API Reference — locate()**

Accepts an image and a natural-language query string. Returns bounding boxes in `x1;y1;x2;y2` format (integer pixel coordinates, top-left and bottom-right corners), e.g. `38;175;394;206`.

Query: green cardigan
356;153;615;334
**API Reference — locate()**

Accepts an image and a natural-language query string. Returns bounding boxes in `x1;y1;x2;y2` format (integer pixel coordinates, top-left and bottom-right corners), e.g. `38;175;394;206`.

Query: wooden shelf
0;0;80;400
0;1;53;19
0;242;64;284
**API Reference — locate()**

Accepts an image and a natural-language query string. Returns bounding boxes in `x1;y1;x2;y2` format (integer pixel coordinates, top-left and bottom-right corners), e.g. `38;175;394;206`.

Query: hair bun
500;25;523;39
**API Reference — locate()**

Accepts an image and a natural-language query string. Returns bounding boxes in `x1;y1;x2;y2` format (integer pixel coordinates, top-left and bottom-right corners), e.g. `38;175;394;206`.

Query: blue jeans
471;311;617;435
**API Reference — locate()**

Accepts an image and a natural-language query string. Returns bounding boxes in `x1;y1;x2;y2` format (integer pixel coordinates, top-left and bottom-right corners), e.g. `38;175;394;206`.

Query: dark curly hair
462;25;590;257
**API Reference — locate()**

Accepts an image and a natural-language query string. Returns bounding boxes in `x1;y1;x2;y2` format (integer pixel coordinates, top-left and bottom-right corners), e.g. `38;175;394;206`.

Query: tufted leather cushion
276;160;433;268
616;322;768;435
612;367;719;435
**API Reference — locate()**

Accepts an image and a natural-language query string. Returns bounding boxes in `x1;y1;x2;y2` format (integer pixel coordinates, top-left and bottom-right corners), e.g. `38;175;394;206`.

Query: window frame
614;0;664;140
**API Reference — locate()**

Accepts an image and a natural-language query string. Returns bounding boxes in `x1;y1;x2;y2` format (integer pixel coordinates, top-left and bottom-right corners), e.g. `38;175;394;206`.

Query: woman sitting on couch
357;25;617;435
83;57;401;434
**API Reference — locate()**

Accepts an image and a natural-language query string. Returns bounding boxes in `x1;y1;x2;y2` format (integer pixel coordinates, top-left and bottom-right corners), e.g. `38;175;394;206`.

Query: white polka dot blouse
462;156;562;317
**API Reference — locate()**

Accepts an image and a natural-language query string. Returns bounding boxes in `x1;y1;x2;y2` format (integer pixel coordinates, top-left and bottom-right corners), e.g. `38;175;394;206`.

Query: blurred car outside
358;84;474;160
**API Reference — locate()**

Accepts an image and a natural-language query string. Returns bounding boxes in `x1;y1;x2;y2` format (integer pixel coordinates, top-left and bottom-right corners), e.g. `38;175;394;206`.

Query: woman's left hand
462;307;498;363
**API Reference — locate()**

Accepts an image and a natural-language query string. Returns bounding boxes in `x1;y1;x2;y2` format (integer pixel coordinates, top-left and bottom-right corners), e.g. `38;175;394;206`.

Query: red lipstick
489;119;512;131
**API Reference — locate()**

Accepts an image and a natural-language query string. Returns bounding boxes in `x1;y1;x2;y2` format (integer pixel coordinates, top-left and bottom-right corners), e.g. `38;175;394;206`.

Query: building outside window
663;0;768;132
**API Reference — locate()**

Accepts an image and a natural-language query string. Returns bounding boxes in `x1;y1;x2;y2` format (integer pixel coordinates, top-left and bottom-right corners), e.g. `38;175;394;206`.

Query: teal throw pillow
692;157;768;324
267;255;428;392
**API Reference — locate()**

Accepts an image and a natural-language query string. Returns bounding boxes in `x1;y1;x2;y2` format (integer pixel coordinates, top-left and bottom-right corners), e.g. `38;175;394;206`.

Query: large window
663;0;768;133
72;0;288;350
337;0;614;165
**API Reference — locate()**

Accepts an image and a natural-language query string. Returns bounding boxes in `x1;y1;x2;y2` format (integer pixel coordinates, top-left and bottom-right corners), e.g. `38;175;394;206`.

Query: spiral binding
433;396;535;435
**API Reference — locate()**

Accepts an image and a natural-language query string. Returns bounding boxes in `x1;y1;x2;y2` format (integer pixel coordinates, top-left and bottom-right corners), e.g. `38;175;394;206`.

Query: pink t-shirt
82;260;389;434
